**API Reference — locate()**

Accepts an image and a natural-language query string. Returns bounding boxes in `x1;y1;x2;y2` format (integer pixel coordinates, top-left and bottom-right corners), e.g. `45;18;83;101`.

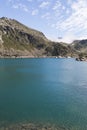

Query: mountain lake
0;58;87;130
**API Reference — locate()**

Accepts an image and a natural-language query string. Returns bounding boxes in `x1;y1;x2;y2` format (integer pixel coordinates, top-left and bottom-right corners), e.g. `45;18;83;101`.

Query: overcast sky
1;0;87;43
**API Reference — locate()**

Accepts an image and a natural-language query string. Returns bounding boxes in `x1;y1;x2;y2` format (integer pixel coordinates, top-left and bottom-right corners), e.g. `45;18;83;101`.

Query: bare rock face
0;31;3;45
0;17;49;57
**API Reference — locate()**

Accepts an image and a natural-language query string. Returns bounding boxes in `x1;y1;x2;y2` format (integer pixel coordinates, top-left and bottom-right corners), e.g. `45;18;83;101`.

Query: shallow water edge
0;121;80;130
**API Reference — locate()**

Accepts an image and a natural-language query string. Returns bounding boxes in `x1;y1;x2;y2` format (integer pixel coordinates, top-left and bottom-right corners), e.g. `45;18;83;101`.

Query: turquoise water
0;58;87;129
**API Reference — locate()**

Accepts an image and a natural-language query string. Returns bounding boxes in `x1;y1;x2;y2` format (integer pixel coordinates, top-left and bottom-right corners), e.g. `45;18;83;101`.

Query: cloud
13;3;29;12
47;32;77;43
66;9;70;14
39;1;50;9
54;0;87;41
7;0;87;42
31;9;39;15
67;0;73;5
41;12;50;19
52;1;64;17
8;0;29;12
52;0;62;10
8;0;20;3
60;32;77;43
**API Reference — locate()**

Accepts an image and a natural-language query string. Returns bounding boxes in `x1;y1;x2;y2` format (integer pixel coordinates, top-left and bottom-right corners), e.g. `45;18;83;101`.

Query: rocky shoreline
76;57;87;61
0;122;69;130
0;55;72;59
75;52;87;61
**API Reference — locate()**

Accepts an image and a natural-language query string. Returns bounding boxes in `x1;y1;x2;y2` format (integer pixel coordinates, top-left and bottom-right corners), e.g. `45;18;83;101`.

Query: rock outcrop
0;17;48;57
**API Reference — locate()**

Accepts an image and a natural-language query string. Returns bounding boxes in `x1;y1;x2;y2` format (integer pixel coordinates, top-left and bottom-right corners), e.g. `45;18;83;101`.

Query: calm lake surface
0;58;87;129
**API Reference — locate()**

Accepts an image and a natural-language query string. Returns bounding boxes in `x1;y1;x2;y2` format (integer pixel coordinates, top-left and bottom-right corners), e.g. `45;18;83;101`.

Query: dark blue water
0;58;87;129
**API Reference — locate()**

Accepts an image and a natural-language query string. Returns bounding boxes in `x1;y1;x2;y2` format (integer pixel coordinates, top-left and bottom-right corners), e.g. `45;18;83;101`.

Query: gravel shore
0;122;69;130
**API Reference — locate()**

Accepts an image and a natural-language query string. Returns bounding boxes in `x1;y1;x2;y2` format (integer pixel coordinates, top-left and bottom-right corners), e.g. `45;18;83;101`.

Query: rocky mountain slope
0;17;49;57
0;17;86;58
70;40;87;60
71;40;87;53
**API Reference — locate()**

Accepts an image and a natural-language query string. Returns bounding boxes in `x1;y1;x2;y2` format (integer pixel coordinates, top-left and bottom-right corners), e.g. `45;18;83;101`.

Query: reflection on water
0;58;87;129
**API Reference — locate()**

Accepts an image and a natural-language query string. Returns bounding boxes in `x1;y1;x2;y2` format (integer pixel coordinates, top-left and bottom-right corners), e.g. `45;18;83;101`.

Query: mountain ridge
0;17;87;58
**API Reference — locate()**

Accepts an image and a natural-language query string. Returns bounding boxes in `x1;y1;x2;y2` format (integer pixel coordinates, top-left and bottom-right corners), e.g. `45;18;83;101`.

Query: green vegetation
0;17;87;58
2;34;34;51
45;42;74;57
